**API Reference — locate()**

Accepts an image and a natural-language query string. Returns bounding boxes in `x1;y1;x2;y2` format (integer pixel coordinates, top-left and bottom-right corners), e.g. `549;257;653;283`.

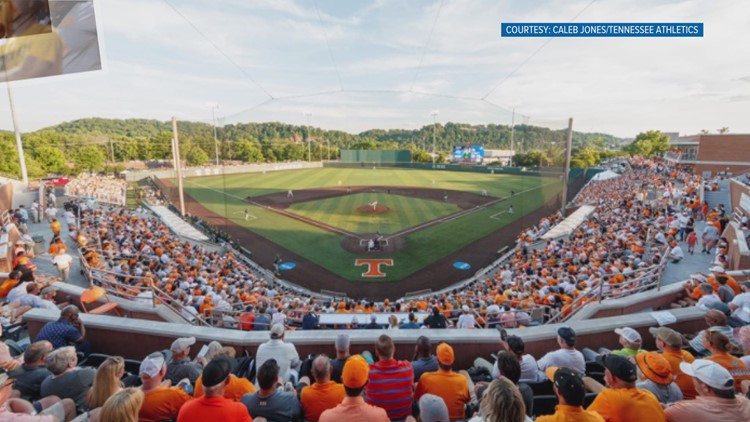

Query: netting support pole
172;116;186;216
561;117;574;212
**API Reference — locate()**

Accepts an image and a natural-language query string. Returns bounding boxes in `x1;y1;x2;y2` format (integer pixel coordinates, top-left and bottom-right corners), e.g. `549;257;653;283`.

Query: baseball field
166;167;562;299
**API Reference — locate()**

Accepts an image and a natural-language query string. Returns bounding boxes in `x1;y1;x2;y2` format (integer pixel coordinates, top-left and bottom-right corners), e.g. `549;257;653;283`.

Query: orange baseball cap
342;355;369;389
436;343;454;366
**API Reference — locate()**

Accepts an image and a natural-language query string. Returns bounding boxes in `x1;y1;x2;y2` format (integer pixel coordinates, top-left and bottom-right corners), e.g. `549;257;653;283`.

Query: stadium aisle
660;220;715;286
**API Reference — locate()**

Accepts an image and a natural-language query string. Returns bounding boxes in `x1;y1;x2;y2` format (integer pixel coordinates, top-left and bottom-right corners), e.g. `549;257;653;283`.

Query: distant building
663;134;750;176
484;149;515;165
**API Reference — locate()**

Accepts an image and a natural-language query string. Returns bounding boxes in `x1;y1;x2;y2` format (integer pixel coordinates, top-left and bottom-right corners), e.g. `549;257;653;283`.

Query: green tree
624;130;670;157
74;146;106;173
32;146;67;174
186;146;209;166
233;139;264;162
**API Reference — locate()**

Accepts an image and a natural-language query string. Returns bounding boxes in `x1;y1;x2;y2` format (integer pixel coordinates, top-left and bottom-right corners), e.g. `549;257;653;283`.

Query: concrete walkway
661;221;716;286
25;218;89;290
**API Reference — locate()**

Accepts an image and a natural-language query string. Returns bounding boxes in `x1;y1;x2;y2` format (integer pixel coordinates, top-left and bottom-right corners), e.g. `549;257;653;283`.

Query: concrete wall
24;307;706;369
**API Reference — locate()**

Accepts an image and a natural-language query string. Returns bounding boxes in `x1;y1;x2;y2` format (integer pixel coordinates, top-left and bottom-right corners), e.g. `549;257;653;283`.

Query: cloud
0;0;748;138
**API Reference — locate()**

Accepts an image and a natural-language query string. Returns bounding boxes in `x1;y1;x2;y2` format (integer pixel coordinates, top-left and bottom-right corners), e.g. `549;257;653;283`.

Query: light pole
211;104;220;166
510;107;515;166
430;111;439;165
304;112;312;162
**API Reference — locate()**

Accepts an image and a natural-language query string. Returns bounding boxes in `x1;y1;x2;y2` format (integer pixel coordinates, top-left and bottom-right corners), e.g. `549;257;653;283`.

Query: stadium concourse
2;158;750;421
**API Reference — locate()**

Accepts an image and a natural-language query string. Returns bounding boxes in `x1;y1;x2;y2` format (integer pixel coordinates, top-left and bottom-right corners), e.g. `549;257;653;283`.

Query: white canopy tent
591;170;621;182
540;205;596;241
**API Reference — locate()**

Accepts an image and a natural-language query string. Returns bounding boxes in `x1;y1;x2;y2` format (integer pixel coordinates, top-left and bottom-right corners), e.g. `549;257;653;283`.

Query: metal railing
77;248;210;326
545;244;671;324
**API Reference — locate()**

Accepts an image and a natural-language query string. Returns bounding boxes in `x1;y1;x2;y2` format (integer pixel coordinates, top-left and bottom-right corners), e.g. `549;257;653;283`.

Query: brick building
664;134;750;176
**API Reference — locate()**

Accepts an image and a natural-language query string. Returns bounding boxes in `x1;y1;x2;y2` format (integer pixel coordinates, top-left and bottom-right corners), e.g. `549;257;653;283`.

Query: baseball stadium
155;160;566;300
0;1;748;421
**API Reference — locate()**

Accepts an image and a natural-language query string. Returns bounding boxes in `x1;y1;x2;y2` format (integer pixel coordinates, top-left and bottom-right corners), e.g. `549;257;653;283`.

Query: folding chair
80;286;121;316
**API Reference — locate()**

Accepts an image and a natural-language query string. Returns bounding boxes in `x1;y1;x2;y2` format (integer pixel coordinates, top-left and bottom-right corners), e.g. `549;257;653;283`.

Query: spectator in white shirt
696;283;723;311
537;326;585;374
457;305;476;329
669;241;685;263
52;249;73;281
255;324;300;385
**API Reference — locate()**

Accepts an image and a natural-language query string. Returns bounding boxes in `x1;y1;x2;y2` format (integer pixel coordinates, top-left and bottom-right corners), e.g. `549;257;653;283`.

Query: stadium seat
4;340;23;357
584;392;598;407
587;371;606;385
532;394;558;416
528;380;555;396
124;358;142;375
79;353;110;368
585;360;605;373
80;286;121;316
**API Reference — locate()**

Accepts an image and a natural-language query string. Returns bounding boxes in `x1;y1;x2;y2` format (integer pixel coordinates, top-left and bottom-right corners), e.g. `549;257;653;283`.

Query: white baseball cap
170;337;196;353
139;353;166;378
679;359;734;390
614;327;642;344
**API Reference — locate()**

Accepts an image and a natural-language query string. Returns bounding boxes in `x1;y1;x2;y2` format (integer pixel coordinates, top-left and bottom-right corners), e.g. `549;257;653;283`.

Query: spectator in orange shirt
194;347;255;401
536;367;604;422
176;357;251;422
319;355;389;422
650;326;697;399
139;352;192;422
585;354;665;422
50;219;62;236
415;343;471;421
300;355;346;422
0;271;22;299
702;330;750;391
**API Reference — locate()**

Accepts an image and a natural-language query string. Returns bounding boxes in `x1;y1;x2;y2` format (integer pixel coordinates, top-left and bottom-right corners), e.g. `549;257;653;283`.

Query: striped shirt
365;358;414;420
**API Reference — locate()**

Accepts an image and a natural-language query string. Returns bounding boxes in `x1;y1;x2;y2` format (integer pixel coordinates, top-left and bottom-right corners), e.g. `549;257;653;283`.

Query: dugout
340;149;411;163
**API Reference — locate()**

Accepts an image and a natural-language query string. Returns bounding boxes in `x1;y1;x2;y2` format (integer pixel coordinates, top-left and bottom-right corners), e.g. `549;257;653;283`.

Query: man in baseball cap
650;326;698;400
610;327;645;357
634;351;683;404
586;354;666;422
177;357;251;421
319;355;388;421
140;351;191;422
537;326;585;374
415;343;470;421
536;367;603;422
665;360;750;421
166;337;205;386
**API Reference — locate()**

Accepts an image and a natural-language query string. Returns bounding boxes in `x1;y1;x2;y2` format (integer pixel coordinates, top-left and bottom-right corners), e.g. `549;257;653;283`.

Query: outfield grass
287;192;460;234
182;168;561;281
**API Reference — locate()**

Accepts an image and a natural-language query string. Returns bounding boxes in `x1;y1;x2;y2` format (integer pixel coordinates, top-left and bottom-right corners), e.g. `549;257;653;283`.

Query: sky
0;0;748;137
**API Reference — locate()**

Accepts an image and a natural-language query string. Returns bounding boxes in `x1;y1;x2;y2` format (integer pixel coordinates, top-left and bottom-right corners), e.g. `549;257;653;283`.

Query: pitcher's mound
357;204;390;214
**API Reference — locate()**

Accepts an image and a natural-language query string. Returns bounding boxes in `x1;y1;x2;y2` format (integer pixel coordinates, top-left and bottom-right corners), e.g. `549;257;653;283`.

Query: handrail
77;248;210;326
545;243;671;324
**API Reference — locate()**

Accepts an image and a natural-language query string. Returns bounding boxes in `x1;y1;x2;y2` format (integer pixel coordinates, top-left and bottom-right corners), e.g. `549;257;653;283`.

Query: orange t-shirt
194;374;256;401
139;386;192;422
587;387;665;422
706;353;750;391
300;380;346;422
536;404;605;422
0;279;19;299
176;396;251;422
415;369;470;421
660;349;697;400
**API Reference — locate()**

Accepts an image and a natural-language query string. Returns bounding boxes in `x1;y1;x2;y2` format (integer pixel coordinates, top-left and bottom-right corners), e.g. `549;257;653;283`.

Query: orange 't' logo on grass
355;259;394;277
